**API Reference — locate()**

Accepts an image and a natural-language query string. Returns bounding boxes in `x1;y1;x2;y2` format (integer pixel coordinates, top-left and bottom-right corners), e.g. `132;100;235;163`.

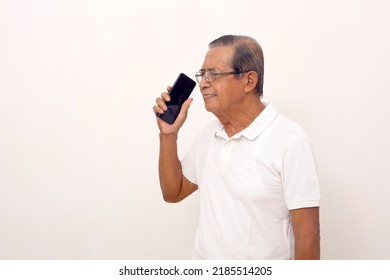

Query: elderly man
153;35;320;260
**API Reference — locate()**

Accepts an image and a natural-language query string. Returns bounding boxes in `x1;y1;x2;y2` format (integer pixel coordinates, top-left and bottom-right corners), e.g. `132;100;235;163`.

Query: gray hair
209;35;264;97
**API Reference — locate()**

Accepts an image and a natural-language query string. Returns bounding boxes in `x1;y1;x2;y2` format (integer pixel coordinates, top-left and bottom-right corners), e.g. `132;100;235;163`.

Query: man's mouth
203;94;217;100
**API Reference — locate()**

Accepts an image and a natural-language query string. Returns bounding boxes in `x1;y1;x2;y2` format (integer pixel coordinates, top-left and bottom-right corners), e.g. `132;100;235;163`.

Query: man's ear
244;71;258;93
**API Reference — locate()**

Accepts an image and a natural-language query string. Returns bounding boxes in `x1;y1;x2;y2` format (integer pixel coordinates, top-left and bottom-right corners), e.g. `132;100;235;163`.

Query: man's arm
290;207;320;259
154;88;197;203
159;132;198;202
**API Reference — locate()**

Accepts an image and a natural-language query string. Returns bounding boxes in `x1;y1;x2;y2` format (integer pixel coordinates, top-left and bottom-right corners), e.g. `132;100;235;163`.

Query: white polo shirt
181;104;320;259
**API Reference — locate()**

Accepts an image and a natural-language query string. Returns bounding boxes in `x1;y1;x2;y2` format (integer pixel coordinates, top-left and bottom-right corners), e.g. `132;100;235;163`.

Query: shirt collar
214;103;279;141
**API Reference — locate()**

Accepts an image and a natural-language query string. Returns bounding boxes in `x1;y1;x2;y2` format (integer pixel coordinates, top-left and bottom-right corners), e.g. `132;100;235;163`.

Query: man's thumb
175;98;193;124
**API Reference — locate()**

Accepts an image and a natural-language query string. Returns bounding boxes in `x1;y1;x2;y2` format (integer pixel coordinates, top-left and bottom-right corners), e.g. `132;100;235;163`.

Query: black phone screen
157;73;196;125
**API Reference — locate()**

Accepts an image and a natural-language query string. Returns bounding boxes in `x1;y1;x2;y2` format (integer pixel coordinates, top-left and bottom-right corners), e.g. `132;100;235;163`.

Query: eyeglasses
194;70;246;83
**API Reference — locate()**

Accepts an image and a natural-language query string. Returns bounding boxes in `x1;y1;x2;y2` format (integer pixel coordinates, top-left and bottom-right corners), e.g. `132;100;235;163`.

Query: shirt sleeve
282;135;321;210
181;141;198;185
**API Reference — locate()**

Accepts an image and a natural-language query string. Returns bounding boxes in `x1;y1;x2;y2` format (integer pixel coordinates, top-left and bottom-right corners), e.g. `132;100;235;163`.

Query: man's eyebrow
199;67;216;72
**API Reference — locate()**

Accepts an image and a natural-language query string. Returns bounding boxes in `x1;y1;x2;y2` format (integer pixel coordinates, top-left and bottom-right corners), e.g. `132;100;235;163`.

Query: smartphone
156;73;196;125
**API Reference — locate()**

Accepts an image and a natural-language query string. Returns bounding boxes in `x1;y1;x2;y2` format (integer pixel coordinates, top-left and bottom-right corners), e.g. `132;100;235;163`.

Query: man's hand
153;86;193;135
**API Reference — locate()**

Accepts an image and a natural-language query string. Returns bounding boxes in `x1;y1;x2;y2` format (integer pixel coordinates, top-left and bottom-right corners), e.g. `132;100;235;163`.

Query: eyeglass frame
194;70;249;83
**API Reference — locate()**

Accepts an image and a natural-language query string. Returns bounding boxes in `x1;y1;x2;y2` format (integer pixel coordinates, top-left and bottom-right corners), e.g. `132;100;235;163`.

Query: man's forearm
159;133;183;201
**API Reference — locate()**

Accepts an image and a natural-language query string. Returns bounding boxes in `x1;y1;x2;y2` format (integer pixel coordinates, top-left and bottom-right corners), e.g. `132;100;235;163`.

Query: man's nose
199;75;211;90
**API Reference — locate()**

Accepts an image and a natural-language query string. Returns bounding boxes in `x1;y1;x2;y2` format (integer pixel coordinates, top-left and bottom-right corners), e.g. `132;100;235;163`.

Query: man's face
199;46;246;116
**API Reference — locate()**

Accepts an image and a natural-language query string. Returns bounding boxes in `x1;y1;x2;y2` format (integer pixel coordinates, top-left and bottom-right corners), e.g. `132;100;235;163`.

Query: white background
0;0;389;259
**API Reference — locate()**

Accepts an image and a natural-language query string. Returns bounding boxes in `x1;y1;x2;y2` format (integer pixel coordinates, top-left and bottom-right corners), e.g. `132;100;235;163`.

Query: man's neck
216;98;265;138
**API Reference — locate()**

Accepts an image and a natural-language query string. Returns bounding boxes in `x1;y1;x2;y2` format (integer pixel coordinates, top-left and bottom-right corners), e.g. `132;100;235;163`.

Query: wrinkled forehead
201;46;234;71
